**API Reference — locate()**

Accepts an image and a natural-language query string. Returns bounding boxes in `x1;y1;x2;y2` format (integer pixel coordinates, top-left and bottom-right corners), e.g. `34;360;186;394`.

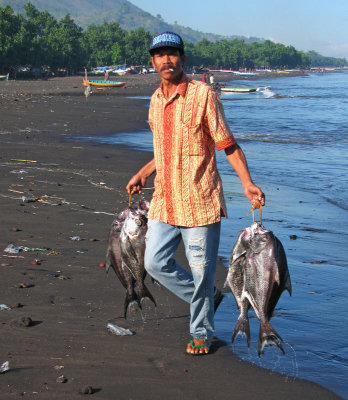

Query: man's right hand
125;158;156;195
126;174;147;194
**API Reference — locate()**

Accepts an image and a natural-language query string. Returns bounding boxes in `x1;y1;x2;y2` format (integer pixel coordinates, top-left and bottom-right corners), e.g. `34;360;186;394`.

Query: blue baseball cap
149;32;184;54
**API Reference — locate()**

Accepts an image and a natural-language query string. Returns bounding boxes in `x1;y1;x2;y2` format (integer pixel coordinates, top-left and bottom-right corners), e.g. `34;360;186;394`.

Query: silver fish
105;199;156;318
225;223;291;356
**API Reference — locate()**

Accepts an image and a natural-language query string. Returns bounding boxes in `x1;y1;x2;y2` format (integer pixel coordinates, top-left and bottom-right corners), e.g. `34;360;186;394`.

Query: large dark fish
225;223;291;356
105;199;156;318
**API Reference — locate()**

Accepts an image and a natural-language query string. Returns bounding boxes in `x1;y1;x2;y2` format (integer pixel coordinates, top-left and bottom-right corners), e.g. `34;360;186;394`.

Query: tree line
0;3;346;75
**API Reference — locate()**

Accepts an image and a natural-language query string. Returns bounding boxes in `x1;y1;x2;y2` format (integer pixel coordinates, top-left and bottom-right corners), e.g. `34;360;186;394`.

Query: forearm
225;144;265;205
225;144;253;188
126;158;156;194
135;158;156;180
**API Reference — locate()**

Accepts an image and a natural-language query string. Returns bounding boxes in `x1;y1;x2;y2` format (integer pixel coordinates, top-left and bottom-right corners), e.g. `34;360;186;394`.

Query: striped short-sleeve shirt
148;73;236;227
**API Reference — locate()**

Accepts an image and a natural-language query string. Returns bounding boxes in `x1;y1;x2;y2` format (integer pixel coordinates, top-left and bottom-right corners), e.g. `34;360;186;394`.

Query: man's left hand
244;183;265;208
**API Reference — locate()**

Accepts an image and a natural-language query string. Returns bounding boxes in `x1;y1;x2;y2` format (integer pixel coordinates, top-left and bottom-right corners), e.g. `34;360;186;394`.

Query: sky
130;0;348;60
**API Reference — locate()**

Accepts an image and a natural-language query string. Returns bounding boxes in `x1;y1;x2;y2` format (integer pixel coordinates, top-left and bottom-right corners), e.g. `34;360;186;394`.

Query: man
126;32;264;355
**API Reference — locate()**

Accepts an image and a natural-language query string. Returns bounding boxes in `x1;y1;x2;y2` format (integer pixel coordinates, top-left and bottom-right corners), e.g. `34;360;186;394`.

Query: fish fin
232;315;250;347
285;274;292;296
105;258;111;274
136;284;157;308
124;294;138;319
258;321;284;357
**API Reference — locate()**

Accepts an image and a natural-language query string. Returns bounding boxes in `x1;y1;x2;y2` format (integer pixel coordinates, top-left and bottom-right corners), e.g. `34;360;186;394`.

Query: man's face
151;47;186;81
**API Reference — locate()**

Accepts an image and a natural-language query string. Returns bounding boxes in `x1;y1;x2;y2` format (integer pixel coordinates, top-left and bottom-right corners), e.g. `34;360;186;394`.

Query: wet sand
0;75;341;399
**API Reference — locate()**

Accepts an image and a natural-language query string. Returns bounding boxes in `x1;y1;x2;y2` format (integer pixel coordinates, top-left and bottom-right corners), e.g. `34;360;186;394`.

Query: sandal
186;339;210;355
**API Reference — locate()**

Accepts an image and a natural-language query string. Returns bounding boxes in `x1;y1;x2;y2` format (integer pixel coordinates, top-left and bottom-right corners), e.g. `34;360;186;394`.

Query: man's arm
126;158;156;194
225;144;265;207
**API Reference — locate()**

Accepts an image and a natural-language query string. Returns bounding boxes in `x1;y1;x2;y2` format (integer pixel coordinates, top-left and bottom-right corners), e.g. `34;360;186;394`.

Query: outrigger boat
0;73;9;81
83;78;125;87
220;87;257;93
83;69;125;87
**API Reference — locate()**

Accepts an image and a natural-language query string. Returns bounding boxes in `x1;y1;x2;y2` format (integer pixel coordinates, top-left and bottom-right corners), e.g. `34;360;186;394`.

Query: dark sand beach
0;74;341;399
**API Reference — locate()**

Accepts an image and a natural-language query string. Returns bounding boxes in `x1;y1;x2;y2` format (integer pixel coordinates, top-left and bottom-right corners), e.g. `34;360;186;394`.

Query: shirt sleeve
204;88;236;151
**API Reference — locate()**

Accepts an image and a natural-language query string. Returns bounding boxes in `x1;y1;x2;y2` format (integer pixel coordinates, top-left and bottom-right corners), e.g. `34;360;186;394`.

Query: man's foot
186;339;210;355
214;288;225;313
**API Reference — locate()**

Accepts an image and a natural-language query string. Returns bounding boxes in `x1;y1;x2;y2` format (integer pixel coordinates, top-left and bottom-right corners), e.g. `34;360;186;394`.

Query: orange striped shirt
148;73;236;227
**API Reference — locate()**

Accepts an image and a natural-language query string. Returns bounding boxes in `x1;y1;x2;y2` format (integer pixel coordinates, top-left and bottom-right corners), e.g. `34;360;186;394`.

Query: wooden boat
233;71;259;77
0;73;9;81
83;68;124;87
220;87;257;93
83;78;125;87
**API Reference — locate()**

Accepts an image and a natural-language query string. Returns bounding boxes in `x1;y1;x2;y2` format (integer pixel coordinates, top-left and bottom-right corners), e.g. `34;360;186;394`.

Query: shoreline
0;76;342;399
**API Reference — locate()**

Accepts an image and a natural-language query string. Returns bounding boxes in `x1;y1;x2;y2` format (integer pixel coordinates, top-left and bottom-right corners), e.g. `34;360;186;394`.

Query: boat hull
83;79;125;87
220;87;257;93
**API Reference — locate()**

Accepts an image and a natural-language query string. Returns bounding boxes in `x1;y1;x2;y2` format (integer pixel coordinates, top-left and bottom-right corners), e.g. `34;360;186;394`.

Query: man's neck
161;72;183;100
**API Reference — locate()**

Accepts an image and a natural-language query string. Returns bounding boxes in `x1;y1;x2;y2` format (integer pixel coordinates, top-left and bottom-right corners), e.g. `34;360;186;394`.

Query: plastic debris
10;159;37;163
0;361;9;374
4;244;21;254
21;195;38;203
19;246;49;252
70;236;82;241
107;322;134;336
0;304;11;311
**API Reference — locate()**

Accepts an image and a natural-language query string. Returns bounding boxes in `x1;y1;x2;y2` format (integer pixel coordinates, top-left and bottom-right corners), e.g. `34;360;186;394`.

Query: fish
225;223;291;356
105;199;156;318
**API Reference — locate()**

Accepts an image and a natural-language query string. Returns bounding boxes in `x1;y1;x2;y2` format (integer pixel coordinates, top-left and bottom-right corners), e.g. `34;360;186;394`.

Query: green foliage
307;51;347;67
0;2;346;74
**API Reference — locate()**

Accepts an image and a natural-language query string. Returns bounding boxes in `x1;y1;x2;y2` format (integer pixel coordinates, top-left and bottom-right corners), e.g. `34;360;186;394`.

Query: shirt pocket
181;122;206;156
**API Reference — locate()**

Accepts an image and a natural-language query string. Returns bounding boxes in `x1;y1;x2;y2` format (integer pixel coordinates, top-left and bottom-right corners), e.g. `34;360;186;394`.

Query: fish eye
135;219;142;226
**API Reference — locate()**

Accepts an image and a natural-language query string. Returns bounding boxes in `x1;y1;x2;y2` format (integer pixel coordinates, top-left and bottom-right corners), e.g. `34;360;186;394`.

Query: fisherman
126;31;265;355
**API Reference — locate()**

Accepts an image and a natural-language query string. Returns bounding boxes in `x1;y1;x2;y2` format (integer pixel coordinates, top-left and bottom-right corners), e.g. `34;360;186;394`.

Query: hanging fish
225;223;291;356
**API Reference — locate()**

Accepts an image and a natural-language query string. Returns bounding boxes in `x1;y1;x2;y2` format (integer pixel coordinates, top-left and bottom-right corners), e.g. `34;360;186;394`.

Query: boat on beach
0;73;9;81
220;87;257;93
233;71;259;77
83;78;125;87
83;69;125;87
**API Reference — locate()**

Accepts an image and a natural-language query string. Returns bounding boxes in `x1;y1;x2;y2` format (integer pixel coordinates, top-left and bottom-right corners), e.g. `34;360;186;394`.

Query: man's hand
125;158;156;195
126;174;147;195
244;183;265;209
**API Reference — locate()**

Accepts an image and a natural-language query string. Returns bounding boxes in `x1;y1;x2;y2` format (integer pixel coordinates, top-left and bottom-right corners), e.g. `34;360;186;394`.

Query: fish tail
232;315;250;347
137;284;157;308
258;321;285;357
124;291;138;319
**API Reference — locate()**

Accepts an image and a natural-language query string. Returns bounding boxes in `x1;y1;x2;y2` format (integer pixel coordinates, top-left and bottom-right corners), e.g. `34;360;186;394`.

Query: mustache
160;65;174;72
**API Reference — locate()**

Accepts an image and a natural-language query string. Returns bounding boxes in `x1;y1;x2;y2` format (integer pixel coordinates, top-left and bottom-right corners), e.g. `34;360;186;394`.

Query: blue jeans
144;219;221;341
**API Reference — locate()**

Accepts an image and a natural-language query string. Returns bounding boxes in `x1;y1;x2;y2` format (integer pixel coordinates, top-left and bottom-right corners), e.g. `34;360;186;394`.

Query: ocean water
74;72;348;398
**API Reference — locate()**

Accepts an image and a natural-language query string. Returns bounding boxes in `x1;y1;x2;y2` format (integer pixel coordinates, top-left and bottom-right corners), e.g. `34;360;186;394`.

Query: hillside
0;0;263;44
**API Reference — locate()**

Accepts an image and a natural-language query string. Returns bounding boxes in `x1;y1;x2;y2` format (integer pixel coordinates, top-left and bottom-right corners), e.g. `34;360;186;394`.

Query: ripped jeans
145;219;221;341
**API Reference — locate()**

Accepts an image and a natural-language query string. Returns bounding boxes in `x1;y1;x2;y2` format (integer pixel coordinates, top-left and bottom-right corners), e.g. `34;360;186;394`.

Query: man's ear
151;57;156;69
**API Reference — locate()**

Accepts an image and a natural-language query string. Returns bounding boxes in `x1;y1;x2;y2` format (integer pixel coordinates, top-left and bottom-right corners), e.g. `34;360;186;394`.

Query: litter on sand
4;244;51;255
4;244;21;254
0;304;11;311
0;361;9;374
107;322;134;336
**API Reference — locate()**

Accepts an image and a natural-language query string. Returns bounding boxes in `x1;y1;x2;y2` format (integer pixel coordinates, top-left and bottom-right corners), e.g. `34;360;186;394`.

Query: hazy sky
130;0;348;59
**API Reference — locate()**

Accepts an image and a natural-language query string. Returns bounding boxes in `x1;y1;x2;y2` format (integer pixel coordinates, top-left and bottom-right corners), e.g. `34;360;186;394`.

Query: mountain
0;0;263;44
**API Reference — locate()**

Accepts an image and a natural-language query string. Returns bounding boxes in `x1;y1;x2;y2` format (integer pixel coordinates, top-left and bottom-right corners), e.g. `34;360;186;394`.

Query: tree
124;27;152;66
0;6;21;73
83;21;126;68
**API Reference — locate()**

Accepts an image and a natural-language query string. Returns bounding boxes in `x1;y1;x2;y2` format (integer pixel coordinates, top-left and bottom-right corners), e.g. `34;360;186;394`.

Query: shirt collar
158;72;188;99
